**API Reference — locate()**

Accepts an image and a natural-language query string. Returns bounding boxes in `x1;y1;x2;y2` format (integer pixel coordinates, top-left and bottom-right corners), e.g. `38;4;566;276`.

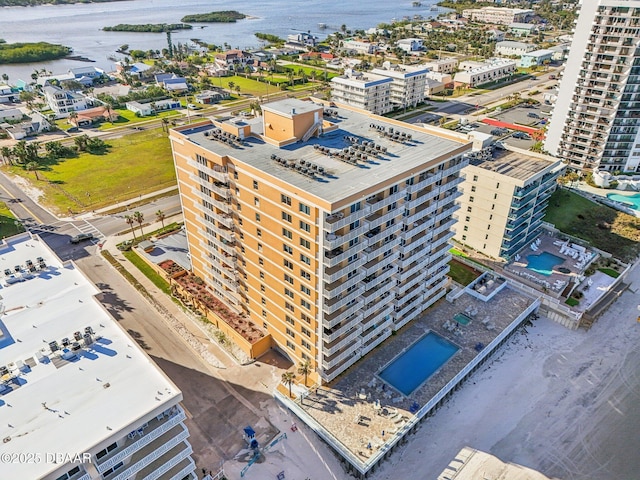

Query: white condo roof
0;234;181;479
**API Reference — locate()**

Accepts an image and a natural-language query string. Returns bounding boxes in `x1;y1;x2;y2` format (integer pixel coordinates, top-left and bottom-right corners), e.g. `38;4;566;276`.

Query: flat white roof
0;233;181;479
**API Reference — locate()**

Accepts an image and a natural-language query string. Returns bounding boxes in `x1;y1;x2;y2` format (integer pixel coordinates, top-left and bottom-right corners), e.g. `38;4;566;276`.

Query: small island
0;41;71;64
255;33;285;45
103;23;193;33
180;11;246;23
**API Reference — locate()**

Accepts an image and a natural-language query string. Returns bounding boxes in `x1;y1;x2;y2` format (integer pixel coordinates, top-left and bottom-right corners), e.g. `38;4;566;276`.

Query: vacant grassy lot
545;189;640;262
219;75;271;96
5;129;175;215
0;201;24;238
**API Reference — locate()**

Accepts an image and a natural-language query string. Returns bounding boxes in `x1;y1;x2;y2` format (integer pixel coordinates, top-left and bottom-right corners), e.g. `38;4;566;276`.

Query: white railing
323;314;363;343
324;272;365;299
97;409;187;472
361;327;392;351
363;236;401;262
110;428;190;480
217;228;235;243
325;299;364;328
324;256;367;284
363;222;402;247
323;286;365;315
396;270;426;293
324;209;367;232
406;174;437;194
186;159;229;182
365;252;398;276
401;217;435;240
363;268;395;293
365;209;401;230
404;202;439;226
75;474;91;480
366;190;406;214
323;327;362;356
169;458;196;480
325;224;367;250
140;444;193;480
324;245;362;269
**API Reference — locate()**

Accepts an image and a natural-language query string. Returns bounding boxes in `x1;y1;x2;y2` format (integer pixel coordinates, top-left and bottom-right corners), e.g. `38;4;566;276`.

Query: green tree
74;135;89;152
25;161;38;178
125;215;137;240
155;209;166;229
133;211;145;236
281;371;295;398
297;359;312;387
0;146;13;165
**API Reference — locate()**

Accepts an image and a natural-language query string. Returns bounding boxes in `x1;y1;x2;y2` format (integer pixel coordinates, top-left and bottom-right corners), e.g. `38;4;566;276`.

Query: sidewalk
93;185;179;215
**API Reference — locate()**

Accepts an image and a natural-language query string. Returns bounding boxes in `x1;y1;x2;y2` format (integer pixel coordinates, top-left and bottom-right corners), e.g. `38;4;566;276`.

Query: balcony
323;340;363;369
324;256;367;284
186;159;229;182
109;425;190;480
325;299;365;329
363;267;396;293
364;251;398;276
401;216;435;240
324;209;367;232
361;327;392;353
134;442;193;480
217;227;235;243
323;314;363;343
395;270;426;294
363;236;401;262
406;174;437;194
364;209;401;230
404;201;439;226
198;230;236;256
324;223;367;250
365;189;406;213
431;218;456;238
363;223;402;247
324;271;365;299
323;326;362;355
361;316;393;345
323;285;365;315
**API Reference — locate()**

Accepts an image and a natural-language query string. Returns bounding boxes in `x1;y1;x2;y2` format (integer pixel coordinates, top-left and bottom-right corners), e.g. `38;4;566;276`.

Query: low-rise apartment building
331;70;392;114
342;39;378;55
454;58;517;87
519;49;554;68
0;233;196;480
495;40;538;57
371;63;428;109
455;146;563;260
423;57;459;74
170;98;471;382
462;6;534;25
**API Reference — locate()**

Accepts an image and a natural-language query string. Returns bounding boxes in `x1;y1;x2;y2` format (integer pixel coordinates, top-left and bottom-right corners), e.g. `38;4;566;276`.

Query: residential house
68;106;118;127
548;44;570;61
494;40;537;57
426;71;454;88
487;29;506;41
0;106;23;122
2;113;50;140
214;50;254;74
396;38;424;53
286;32;319;49
0;84;16;104
195;89;230;105
155;73;189;93
518;49;554;68
425;77;445;95
43;85;92;118
125;98;180;117
115;61;153;80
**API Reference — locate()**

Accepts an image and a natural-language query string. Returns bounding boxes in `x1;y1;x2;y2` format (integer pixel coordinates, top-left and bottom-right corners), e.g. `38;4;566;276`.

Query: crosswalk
29;219;104;243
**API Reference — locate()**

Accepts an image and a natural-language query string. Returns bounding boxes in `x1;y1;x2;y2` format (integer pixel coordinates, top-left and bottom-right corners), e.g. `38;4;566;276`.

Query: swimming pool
453;313;472;325
526;252;564;276
378;332;459;396
607;192;640;211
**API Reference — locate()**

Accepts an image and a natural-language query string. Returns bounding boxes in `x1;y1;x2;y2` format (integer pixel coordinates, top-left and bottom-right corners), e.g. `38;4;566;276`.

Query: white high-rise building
0;233;196;480
545;0;640;173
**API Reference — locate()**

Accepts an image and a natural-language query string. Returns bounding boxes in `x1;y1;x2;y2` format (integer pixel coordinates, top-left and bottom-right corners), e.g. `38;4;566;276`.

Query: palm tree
235;85;241;96
1;146;13;165
156;209;166;229
133;211;144;237
68;110;78;126
25;161;39;178
161;118;170;133
125;215;137;240
281;371;295;398
297;359;312;387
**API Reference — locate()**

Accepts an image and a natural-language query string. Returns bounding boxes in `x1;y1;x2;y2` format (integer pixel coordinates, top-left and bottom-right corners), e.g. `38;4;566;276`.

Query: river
0;0;440;82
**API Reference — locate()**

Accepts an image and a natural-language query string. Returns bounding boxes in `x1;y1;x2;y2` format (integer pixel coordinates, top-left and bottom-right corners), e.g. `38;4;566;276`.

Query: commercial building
423;57;459;74
0;233;195;480
455;145;563;260
518;49;554;68
545;1;640;173
170;98;471;382
495;40;538;57
462;7;534;25
371;62;428;109
454;58;517;87
331;70;393;114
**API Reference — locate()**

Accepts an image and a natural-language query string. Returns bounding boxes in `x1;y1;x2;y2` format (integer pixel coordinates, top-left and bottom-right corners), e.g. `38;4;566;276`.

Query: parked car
512;132;531;140
491;128;508;136
527;112;540;119
70;233;94;244
187;104;198;110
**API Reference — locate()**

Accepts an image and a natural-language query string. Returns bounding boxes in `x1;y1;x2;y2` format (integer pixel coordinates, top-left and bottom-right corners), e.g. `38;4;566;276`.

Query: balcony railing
325;299;365;329
139;443;193;480
324;224;367;250
323;327;362;355
186;159;229;182
365;189;406;213
323;314;363;343
324;256;367;284
323;285;365;315
324;272;365;299
364;252;397;276
364;209;401;230
361;316;393;345
324;209;368;232
363;236;401;262
406;174;437;194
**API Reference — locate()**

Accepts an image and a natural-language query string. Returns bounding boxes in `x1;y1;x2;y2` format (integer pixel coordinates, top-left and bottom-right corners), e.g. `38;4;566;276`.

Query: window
239;232;244;240
283;228;292;239
96;443;118;460
281;194;291;206
473;175;478;181
465;216;470;222
300;269;311;280
102;463;124;477
349;237;359;247
260;284;266;292
285;287;295;299
286;340;296;351
300;284;311;295
259;271;265;279
389;185;398;194
485;234;489;240
487;224;491;230
261;297;266;305
463;225;468;231
284;259;294;270
494;193;498;200
234;171;239;180
259;257;264;266
491;204;495;210
254;197;260;207
350;202;361;213
236;203;242;211
263;321;268;329
301;339;311;350
238;218;243;226
496;182;500;189
301;326;311;337
300;254;311;265
284;273;294;285
348;254;358;263
471;186;476;192
301;299;311;310
387;202;397;211
253;180;259;190
255;213;261;222
285;315;295;326
489;214;493;220
286;327;296;338
299;220;311;232
469;196;474;203
262;310;268;318
283;244;293;254
462;235;467;241
285;302;295;312
299;203;311;215
257;228;262;237
467;206;473;212
301;313;312;324
300;238;311;249
282;212;292;223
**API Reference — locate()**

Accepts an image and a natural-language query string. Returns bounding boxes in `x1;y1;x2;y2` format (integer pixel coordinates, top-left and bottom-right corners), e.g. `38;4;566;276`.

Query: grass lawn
0;201;24;238
544;189;640;262
281;64;339;80
122;249;172;295
98;109;179;130
219;75;272;96
448;259;481;286
565;297;579;307
5;129;175;215
598;267;620;278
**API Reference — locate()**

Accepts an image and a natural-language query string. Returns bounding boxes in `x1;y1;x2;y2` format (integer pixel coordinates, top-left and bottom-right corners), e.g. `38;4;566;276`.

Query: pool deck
504;233;591;295
298;285;536;460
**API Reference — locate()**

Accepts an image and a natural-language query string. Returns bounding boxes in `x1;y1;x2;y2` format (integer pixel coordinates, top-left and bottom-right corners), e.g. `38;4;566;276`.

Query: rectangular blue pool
378;332;459;396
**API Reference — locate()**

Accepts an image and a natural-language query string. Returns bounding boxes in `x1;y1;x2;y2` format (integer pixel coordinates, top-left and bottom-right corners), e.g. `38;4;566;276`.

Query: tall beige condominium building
545;0;640;173
455;146;563;260
170;99;470;382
